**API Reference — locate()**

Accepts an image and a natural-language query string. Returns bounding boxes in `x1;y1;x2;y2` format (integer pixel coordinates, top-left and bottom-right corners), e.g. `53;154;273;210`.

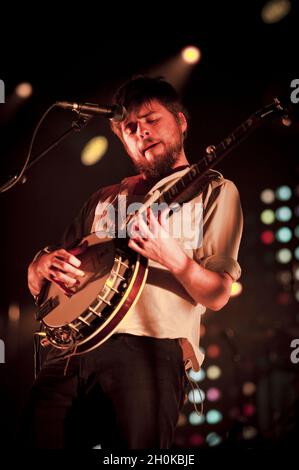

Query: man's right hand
28;248;85;297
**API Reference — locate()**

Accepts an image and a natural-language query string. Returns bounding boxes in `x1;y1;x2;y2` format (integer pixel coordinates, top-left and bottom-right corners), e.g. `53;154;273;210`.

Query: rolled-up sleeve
194;179;243;281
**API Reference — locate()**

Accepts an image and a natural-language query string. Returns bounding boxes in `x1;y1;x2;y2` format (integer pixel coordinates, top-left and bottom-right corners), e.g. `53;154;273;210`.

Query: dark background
0;1;298;450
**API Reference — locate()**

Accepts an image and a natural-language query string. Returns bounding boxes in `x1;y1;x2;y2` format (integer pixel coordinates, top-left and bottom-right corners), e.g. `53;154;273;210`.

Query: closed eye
124;123;137;135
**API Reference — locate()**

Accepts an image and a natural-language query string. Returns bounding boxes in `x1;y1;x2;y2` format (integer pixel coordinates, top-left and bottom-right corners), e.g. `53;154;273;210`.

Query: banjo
35;98;287;354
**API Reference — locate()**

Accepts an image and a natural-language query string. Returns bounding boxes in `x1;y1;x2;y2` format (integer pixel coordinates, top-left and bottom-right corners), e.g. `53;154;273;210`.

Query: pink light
207;387;221;401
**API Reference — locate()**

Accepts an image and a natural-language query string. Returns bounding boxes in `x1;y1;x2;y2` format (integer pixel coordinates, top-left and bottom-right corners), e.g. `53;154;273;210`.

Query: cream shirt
90;167;243;371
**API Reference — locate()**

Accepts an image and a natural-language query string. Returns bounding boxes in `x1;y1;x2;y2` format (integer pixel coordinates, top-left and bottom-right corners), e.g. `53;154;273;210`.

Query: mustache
139;139;159;155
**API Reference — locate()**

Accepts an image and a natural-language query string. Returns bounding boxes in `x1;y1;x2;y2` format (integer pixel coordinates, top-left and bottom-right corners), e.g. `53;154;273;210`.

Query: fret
170;185;179;197
163;193;172;205
177;179;186;191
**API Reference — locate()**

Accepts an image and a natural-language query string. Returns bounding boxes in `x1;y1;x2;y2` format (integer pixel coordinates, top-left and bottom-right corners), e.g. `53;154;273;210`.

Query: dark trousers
21;334;187;449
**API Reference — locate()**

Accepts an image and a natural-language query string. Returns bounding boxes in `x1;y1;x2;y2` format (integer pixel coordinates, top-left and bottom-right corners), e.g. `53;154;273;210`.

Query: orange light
181;46;201;64
15;82;33;99
8;302;20;322
207;344;220;359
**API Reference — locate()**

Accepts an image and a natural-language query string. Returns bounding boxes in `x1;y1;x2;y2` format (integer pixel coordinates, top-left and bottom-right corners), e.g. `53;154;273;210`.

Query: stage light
206;387;221;402
189;411;205;425
295;226;299;239
189;434;204;446
261;230;275;244
206;409;223;424
206;432;222;447
181;46;201;64
276;206;292;222
188;388;205;404
81;136;108;166
206;365;221;380
261;0;292;24
15;82;33;99
276;226;292;243
8;302;20;323
177;413;187;427
294;267;299;281
276;248;292;263
243;403;256;417
231;281;243;297
276;270;292;284
189;368;206;382
207;345;220;359
295;247;299;261
242;382;256;396
261;209;275;224
276;185;292;201
242;426;258;440
260;188;275;204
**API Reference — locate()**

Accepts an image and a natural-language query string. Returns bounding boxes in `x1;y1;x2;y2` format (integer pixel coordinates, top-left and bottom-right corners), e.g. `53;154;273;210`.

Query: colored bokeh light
276;206;292;222
207;344;220;359
276;185;292;201
276;248;292;263
206;387;221;402
260;188;275;204
261;209;275;224
261;230;275;244
276;227;292;243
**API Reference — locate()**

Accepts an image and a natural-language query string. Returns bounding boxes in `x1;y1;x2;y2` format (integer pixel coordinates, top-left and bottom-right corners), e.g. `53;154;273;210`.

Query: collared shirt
51;166;243;371
57;166;243;371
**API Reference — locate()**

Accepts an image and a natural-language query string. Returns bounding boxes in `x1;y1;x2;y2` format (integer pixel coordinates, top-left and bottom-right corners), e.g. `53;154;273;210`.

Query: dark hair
110;75;189;140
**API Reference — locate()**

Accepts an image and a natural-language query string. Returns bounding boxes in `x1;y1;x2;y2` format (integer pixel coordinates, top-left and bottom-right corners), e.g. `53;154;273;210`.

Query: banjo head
39;233;118;327
36;232;147;352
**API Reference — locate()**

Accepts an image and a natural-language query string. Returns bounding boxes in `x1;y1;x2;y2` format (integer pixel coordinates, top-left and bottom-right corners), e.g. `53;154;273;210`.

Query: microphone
55;101;126;122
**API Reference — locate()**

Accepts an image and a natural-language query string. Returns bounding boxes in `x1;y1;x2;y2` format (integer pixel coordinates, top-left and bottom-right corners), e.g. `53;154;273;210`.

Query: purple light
207;387;221;401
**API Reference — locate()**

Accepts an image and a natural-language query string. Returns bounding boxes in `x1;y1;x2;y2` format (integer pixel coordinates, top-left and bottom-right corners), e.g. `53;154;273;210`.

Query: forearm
166;252;232;311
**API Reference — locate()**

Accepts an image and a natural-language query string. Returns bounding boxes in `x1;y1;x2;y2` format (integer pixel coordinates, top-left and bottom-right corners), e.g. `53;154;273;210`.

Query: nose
137;122;150;139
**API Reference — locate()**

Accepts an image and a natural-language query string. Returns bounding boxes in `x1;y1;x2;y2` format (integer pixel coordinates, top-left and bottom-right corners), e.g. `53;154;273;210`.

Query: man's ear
178;112;187;133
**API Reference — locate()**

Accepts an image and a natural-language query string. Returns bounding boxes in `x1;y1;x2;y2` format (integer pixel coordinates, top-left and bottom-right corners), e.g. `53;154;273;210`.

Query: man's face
120;100;187;178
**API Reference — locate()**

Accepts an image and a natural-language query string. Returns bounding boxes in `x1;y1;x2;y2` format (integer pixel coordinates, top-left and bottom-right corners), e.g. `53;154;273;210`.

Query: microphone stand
0;114;92;193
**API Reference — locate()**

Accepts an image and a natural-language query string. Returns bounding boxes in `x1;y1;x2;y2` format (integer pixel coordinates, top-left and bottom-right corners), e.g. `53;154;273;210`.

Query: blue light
276;227;292;243
276;186;292;201
206;432;222;447
189;411;205;425
189;369;206;382
206;409;223;424
276;206;292;222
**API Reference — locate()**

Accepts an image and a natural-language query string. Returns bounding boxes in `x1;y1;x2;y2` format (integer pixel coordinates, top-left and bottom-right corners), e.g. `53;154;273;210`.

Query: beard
132;139;183;178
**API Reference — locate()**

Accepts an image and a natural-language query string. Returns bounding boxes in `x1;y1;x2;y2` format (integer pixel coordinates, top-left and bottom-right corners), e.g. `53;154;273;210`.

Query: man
25;76;243;448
